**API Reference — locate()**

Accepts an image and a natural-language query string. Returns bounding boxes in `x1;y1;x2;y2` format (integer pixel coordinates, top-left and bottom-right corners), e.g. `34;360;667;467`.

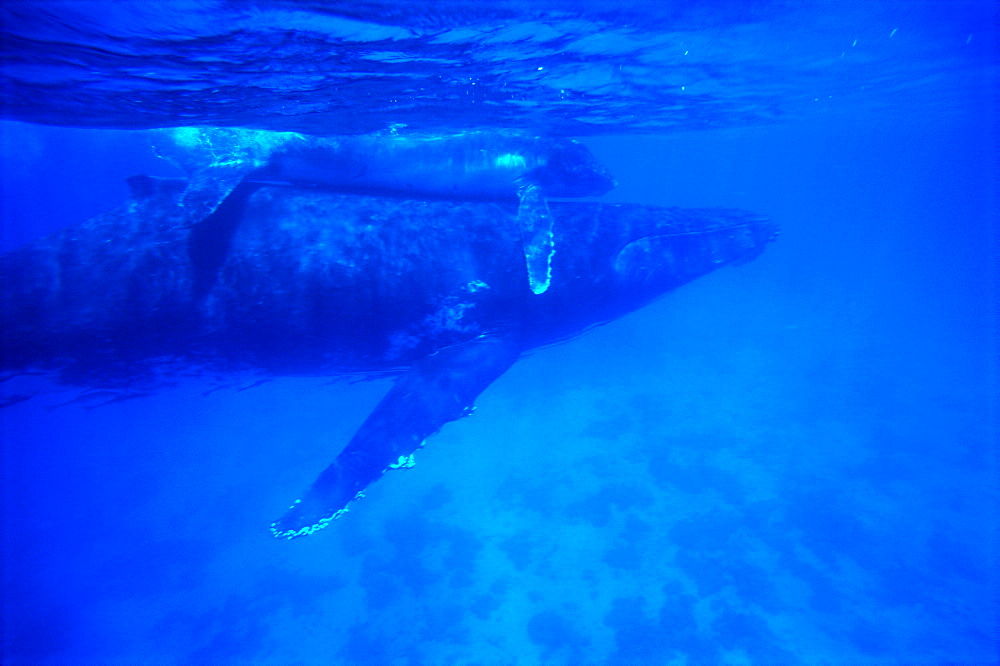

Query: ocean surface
1;1;997;664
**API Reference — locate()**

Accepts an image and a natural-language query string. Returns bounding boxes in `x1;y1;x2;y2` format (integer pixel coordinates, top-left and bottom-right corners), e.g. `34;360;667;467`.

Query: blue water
1;1;997;664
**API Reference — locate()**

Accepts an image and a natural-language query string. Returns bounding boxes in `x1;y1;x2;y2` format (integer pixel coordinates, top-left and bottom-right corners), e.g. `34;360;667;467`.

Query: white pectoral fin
151;126;296;225
517;184;555;295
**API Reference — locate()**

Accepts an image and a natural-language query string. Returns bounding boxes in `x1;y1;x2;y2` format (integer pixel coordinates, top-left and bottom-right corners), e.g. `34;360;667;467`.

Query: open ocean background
1;1;997;664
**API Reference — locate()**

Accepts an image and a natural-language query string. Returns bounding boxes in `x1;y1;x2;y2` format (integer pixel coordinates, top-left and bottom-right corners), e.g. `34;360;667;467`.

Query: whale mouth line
619;218;774;248
614;218;777;277
630;223;763;240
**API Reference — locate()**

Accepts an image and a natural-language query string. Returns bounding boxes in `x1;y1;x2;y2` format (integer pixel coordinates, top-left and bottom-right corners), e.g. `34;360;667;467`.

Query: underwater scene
1;1;997;664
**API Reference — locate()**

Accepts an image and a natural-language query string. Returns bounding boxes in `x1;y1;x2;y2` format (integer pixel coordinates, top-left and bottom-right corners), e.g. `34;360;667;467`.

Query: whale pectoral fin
270;335;520;539
517;184;555;295
177;163;257;225
151;127;283;226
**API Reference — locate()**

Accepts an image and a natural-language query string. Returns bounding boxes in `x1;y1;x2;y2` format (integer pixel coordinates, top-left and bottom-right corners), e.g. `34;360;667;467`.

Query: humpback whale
153;128;617;294
0;176;776;539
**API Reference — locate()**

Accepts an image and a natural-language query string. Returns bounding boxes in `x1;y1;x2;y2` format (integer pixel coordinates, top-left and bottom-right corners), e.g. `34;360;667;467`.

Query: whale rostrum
0;176;776;538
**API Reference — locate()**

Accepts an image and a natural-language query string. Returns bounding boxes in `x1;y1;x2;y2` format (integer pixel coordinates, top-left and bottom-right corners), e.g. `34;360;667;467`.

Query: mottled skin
0;177;775;537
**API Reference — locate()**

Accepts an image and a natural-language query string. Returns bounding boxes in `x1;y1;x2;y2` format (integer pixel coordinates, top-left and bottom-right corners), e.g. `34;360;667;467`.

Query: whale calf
155;127;616;202
154;127;617;294
0;176;775;538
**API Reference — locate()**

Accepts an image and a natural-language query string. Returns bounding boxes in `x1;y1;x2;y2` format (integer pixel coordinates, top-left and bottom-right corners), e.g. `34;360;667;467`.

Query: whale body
255;131;617;200
156;127;617;202
0;176;775;538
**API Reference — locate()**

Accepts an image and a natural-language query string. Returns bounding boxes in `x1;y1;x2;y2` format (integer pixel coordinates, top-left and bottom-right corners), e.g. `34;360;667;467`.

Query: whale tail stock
270;334;519;539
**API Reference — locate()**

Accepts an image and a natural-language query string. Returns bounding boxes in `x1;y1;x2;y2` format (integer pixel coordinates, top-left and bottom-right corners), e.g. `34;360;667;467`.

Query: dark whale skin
0;177;776;537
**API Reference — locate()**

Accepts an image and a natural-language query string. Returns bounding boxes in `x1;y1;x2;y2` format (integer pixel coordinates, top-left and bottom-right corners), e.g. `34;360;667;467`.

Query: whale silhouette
0;176;776;538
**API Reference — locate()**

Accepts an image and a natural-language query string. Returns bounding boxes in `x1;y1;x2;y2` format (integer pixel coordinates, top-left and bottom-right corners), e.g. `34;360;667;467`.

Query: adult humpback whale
154;127;617;294
0;176;776;539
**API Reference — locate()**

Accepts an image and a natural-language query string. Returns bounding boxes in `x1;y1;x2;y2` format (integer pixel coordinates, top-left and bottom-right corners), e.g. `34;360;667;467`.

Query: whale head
517;202;776;346
607;207;777;307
